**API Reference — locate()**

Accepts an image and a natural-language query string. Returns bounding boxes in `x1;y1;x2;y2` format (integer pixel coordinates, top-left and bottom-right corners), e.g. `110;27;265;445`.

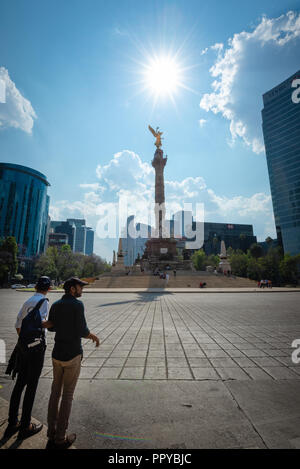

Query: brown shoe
53;433;76;449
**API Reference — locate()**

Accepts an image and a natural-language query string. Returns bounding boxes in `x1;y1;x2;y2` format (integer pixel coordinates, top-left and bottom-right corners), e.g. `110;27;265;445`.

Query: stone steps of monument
88;274;257;289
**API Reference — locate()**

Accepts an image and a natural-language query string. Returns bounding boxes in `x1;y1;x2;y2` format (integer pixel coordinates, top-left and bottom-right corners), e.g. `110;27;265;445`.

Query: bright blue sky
0;0;299;260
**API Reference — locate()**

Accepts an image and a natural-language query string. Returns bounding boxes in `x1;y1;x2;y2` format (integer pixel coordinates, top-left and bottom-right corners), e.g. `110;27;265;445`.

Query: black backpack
18;298;49;354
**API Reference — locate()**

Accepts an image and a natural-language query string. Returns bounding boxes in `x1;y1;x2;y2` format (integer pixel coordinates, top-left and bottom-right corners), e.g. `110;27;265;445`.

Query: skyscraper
0;163;50;257
50;218;94;255
262;70;300;255
85;227;94;256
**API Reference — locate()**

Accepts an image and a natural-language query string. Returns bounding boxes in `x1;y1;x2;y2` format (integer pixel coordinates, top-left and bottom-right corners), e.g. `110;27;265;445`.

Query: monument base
142;237;193;271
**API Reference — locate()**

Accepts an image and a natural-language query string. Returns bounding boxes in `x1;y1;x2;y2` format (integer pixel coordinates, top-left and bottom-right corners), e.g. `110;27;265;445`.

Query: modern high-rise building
262;70;300;255
85;227;94;256
122;216;151;266
49;218;94;255
0;163;50;257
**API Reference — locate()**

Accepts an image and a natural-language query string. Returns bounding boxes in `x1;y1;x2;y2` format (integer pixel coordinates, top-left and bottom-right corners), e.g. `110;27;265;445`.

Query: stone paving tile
125;357;146;367
166;351;186;358
184;350;206;358
187;358;211;367
120;367;144;379
200;344;223;350
41;367;52;377
237;344;264;350
225;349;247;358
203;350;230;358
210;358;239;368
168;367;193;380
87;350;111;358
275;357;297;367
242;350;268;358
252;357;283;367
261;349;287;357
94;367;122;379
128;350;148;358
243;367;273;380
262;366;300;380
167;357;189;367
192;367;220;380
82;358;106;367
233;357;257;368
220;344;238;350
79;367;99;379
144;367;167;379
215;367;250;380
104;357;127;367
148;350;167;357
147;357;166;366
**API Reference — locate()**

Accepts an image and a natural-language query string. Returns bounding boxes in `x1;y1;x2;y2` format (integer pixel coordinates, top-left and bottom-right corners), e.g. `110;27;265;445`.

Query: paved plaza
1;290;300;449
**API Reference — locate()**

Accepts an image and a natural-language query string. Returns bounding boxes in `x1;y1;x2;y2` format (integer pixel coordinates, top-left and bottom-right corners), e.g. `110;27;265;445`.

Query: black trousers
8;347;45;429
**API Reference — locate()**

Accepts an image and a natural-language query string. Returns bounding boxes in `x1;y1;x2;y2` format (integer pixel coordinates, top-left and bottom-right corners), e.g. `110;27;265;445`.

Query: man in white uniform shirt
4;276;53;440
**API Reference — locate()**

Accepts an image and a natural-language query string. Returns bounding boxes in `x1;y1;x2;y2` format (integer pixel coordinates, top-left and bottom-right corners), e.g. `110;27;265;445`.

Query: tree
33;247;110;282
258;247;282;283
227;247;235;258
279;254;300;285
230;252;248;277
247;257;262;280
191;250;206;271
206;254;220;269
0;236;18;284
34;252;58;280
249;243;263;259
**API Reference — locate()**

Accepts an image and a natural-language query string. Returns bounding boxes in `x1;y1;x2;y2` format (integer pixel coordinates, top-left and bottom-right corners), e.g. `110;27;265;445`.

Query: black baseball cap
36;276;51;290
63;277;89;291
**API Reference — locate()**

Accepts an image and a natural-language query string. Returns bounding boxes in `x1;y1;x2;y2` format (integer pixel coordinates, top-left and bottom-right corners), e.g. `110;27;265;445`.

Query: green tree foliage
191;250;220;271
0;236;18;284
279;254;300;285
229;252;248;277
249;243;263;259
206;254;220;269
247;257;262;280
191;250;206;271
34;246;109;282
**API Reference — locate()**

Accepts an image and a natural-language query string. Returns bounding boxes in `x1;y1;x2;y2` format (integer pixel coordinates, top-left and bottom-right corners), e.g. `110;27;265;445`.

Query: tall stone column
152;148;167;238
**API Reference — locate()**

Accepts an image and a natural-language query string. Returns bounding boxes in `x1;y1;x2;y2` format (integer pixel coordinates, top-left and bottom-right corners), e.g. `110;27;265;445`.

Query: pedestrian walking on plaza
173;269;176;277
4;276;52;440
46;277;100;449
166;273;169;286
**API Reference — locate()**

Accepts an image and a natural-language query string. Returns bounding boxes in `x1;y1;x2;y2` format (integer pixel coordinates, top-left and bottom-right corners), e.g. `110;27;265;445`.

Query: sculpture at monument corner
148;125;163;148
218;240;231;274
220;240;227;258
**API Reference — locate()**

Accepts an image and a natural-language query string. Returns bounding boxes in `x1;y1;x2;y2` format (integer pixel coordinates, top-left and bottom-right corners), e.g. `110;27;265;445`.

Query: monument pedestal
142;237;192;271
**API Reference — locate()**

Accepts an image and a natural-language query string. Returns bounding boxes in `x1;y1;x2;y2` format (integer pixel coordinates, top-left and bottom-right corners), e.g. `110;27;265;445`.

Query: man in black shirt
46;277;99;449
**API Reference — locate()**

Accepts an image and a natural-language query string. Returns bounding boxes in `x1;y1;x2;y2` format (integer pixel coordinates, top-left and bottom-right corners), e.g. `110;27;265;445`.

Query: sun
143;55;182;98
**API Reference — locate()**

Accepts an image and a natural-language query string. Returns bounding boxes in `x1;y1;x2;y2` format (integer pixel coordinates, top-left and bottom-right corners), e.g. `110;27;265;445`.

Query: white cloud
200;11;300;154
199;119;207;127
0;67;36;133
79;183;104;192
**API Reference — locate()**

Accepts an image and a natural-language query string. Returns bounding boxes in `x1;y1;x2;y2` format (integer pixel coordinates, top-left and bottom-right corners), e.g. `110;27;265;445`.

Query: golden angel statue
148;125;163;148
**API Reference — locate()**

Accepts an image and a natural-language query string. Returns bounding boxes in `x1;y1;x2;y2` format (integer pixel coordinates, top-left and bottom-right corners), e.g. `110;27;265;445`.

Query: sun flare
143;55;183;99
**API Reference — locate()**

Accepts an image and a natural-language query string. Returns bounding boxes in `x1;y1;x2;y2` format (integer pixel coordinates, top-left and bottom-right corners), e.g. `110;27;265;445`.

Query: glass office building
262;70;300;255
0;163;50;257
50;218;94;255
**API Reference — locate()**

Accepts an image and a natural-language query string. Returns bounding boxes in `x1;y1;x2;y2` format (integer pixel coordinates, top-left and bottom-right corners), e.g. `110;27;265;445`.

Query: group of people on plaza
258;279;272;288
4;276;99;449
